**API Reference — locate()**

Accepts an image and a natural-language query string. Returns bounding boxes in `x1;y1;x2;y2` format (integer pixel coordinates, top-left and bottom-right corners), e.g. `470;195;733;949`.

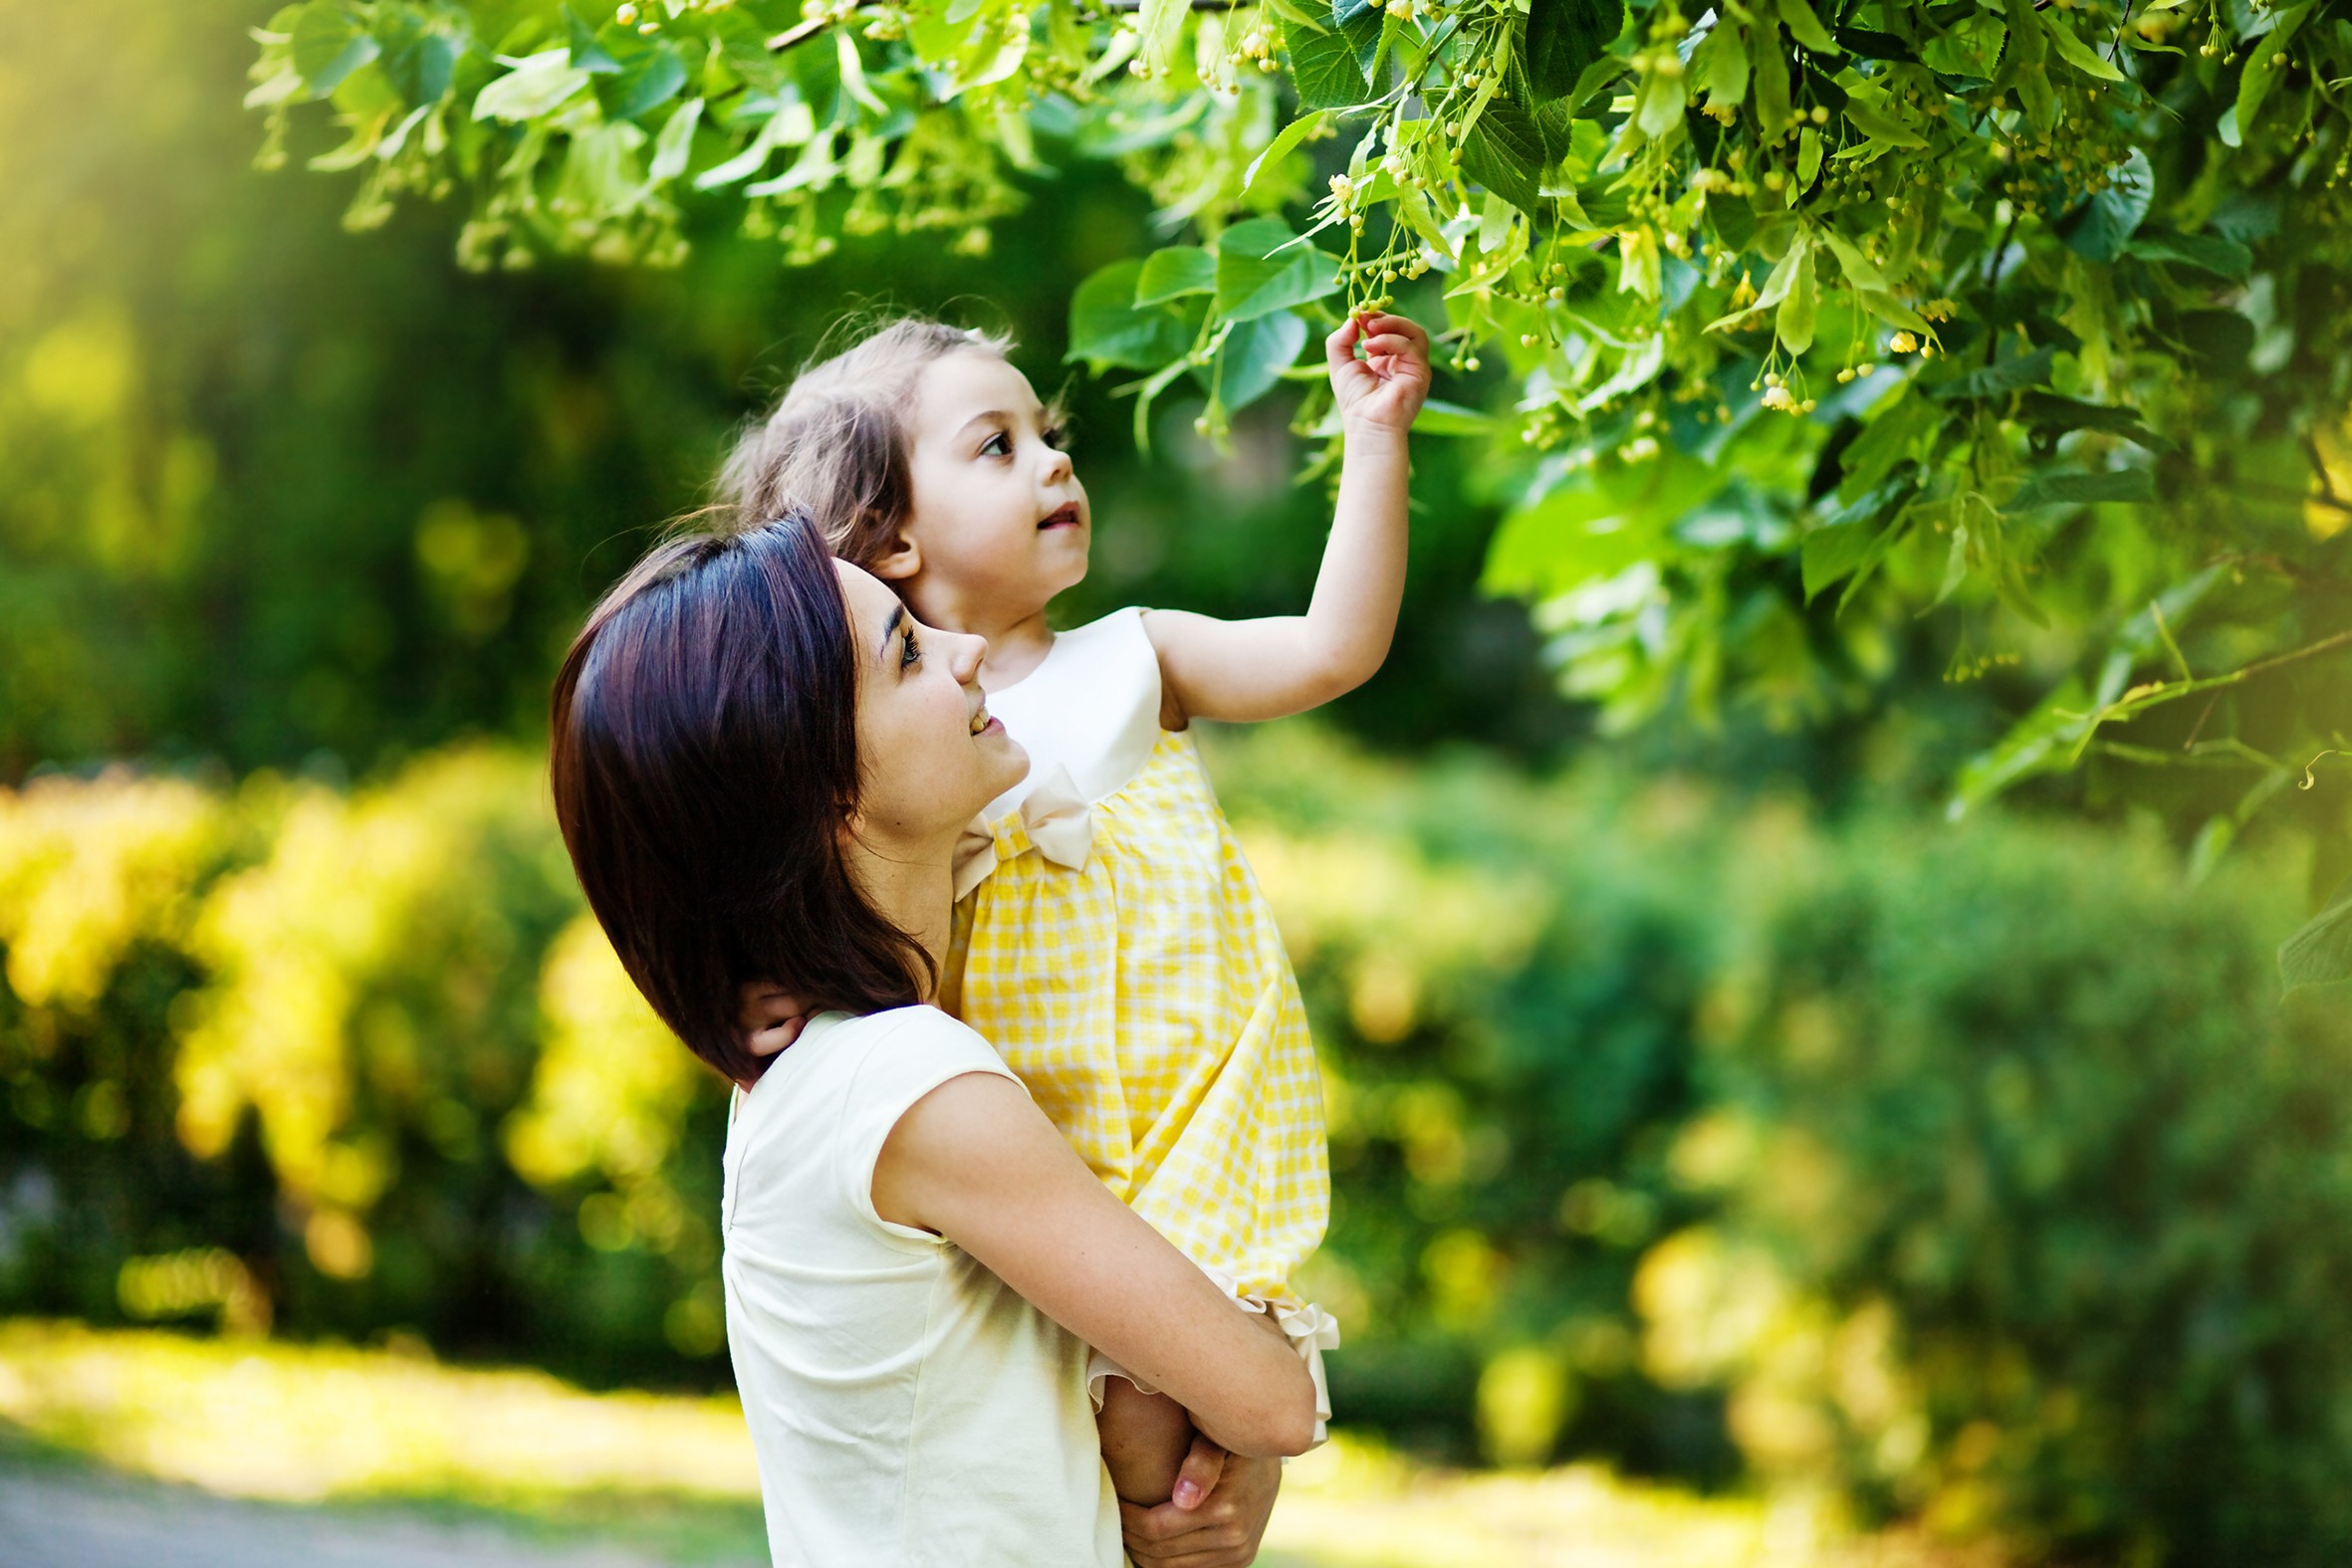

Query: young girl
724;308;1430;1504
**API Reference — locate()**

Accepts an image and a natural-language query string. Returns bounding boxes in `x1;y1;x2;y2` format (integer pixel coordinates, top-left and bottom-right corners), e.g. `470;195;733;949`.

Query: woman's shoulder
743;1008;1009;1119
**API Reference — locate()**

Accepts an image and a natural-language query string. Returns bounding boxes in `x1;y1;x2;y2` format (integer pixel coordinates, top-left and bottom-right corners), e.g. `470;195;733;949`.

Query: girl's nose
1039;443;1073;486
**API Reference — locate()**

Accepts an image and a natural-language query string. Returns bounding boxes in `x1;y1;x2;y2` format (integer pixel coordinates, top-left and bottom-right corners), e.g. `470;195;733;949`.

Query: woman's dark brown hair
549;514;929;1084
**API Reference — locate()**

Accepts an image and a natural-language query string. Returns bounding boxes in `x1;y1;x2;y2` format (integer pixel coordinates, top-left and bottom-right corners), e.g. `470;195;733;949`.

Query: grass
0;1319;1988;1567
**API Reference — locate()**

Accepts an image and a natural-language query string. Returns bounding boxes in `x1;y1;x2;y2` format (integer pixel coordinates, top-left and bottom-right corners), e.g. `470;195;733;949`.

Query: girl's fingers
1360;334;1419;359
1324;317;1363;373
1355;313;1428;345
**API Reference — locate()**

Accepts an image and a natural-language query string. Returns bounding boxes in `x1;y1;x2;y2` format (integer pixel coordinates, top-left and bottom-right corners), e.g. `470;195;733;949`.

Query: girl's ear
870;526;922;582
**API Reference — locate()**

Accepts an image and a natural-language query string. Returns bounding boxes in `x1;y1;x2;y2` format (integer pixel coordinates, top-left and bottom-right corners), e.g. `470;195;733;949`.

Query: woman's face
836;560;1028;844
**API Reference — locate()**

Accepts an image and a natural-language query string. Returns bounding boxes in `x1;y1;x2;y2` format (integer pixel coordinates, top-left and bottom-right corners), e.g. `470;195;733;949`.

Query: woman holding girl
549;516;1315;1565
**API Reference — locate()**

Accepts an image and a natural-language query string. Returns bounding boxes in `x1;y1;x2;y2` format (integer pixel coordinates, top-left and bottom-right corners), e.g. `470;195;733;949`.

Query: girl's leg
1095;1377;1196;1506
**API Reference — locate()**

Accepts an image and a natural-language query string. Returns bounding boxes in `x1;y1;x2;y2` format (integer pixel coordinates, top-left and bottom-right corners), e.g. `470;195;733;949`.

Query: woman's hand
1121;1437;1283;1567
1325;312;1431;439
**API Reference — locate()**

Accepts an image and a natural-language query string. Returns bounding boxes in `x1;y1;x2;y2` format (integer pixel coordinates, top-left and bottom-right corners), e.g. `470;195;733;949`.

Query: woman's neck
842;829;960;1000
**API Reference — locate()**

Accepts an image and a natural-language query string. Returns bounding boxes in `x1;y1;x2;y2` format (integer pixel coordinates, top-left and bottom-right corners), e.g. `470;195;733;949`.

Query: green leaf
1208;311;1309;411
1287;16;1370;110
1525;0;1623;106
647;97;702;184
1950;676;2091;817
1838;390;1946;502
1136;246;1217;306
566;8;620;74
1817;229;1886;291
2281;874;2352;992
1928;345;2055;401
1137;0;1190;75
2043;16;2125;81
292;1;380;95
2006;467;2155;509
1693;21;1750;109
374;11;459;105
1068;259;1200;370
1774;0;1838;56
1243;108;1328;195
2235;3;2313;140
1836;27;1920;63
473;49;591;122
2063;147;2151;264
1801;520;1881;601
2126;227;2253;281
2016;391;2168;451
1483;455;1724;598
1776;240;1817;354
1213;218;1340;322
1414;398;1495;437
594;34;688;120
2002;0;2056;134
1461;97;1546;219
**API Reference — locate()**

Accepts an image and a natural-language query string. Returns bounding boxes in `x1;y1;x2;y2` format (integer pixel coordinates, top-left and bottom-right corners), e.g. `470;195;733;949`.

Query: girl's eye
1042;424;1067;451
979;432;1012;458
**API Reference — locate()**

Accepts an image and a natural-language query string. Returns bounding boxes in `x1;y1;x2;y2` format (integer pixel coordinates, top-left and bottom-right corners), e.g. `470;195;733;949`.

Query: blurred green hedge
4;726;2347;1560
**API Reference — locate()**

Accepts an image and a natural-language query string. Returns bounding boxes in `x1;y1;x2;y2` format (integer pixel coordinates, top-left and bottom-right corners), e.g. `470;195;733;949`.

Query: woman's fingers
1167;1432;1228;1509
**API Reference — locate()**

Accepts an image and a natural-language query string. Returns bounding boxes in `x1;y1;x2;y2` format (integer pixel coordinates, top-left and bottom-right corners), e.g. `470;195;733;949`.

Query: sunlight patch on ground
0;1320;1986;1567
0;1320;757;1504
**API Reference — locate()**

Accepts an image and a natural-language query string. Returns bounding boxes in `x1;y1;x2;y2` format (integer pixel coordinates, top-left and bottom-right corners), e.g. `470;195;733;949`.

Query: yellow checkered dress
940;615;1327;1309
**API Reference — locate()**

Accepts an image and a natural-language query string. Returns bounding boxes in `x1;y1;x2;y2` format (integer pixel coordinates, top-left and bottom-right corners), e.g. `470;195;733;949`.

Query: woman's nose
952;629;988;682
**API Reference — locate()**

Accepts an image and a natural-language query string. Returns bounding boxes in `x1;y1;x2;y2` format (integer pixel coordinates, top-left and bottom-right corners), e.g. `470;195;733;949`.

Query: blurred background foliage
8;2;2352;1565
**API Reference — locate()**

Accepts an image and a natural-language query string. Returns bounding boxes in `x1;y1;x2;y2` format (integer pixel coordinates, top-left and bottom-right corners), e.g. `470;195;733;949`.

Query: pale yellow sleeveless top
942;608;1328;1307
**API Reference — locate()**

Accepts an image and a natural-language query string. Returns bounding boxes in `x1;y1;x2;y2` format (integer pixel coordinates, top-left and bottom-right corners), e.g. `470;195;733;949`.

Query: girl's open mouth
1038;503;1082;531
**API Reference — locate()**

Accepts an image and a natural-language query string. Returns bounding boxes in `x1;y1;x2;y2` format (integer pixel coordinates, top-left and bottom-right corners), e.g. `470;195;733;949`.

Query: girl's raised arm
872;1071;1319;1459
1145;313;1431;727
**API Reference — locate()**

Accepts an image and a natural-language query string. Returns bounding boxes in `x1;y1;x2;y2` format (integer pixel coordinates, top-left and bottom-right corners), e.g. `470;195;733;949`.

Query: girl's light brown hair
717;317;1016;572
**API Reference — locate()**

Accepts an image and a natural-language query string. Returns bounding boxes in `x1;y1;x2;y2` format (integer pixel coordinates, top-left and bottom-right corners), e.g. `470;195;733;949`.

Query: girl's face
887;349;1089;623
836;560;1028;845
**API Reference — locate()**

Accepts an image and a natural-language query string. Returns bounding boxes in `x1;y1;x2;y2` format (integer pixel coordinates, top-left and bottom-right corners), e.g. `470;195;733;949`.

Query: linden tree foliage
250;0;2352;950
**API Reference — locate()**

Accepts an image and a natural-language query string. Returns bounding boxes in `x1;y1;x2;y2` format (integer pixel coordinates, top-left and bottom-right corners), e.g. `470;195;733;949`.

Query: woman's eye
900;629;921;669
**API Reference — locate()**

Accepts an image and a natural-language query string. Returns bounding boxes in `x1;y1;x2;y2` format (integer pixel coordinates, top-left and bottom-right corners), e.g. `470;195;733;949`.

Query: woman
548;515;1316;1566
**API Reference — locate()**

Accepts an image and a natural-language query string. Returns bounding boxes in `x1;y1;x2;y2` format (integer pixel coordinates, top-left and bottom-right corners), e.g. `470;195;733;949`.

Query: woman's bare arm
871;1071;1318;1458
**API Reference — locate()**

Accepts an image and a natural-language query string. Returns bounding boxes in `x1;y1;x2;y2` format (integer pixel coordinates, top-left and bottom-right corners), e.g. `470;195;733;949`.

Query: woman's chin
979;728;1029;796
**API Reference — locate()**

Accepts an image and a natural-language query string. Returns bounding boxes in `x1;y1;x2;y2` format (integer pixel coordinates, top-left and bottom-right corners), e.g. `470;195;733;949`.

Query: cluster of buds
1385;0;1416;17
1235;27;1278;67
1888;331;1920;354
800;0;860;23
1920;299;1959;323
1758;371;1815;414
1834;363;1880;384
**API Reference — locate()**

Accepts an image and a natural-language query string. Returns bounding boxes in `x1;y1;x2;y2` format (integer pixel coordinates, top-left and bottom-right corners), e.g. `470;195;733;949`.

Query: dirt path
0;1464;757;1568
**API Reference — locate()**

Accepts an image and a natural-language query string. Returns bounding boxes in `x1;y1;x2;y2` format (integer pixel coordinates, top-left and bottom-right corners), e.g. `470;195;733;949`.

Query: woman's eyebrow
878;602;906;662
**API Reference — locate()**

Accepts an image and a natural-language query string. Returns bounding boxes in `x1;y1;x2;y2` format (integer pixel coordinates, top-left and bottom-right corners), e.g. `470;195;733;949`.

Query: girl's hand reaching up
1326;312;1431;438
